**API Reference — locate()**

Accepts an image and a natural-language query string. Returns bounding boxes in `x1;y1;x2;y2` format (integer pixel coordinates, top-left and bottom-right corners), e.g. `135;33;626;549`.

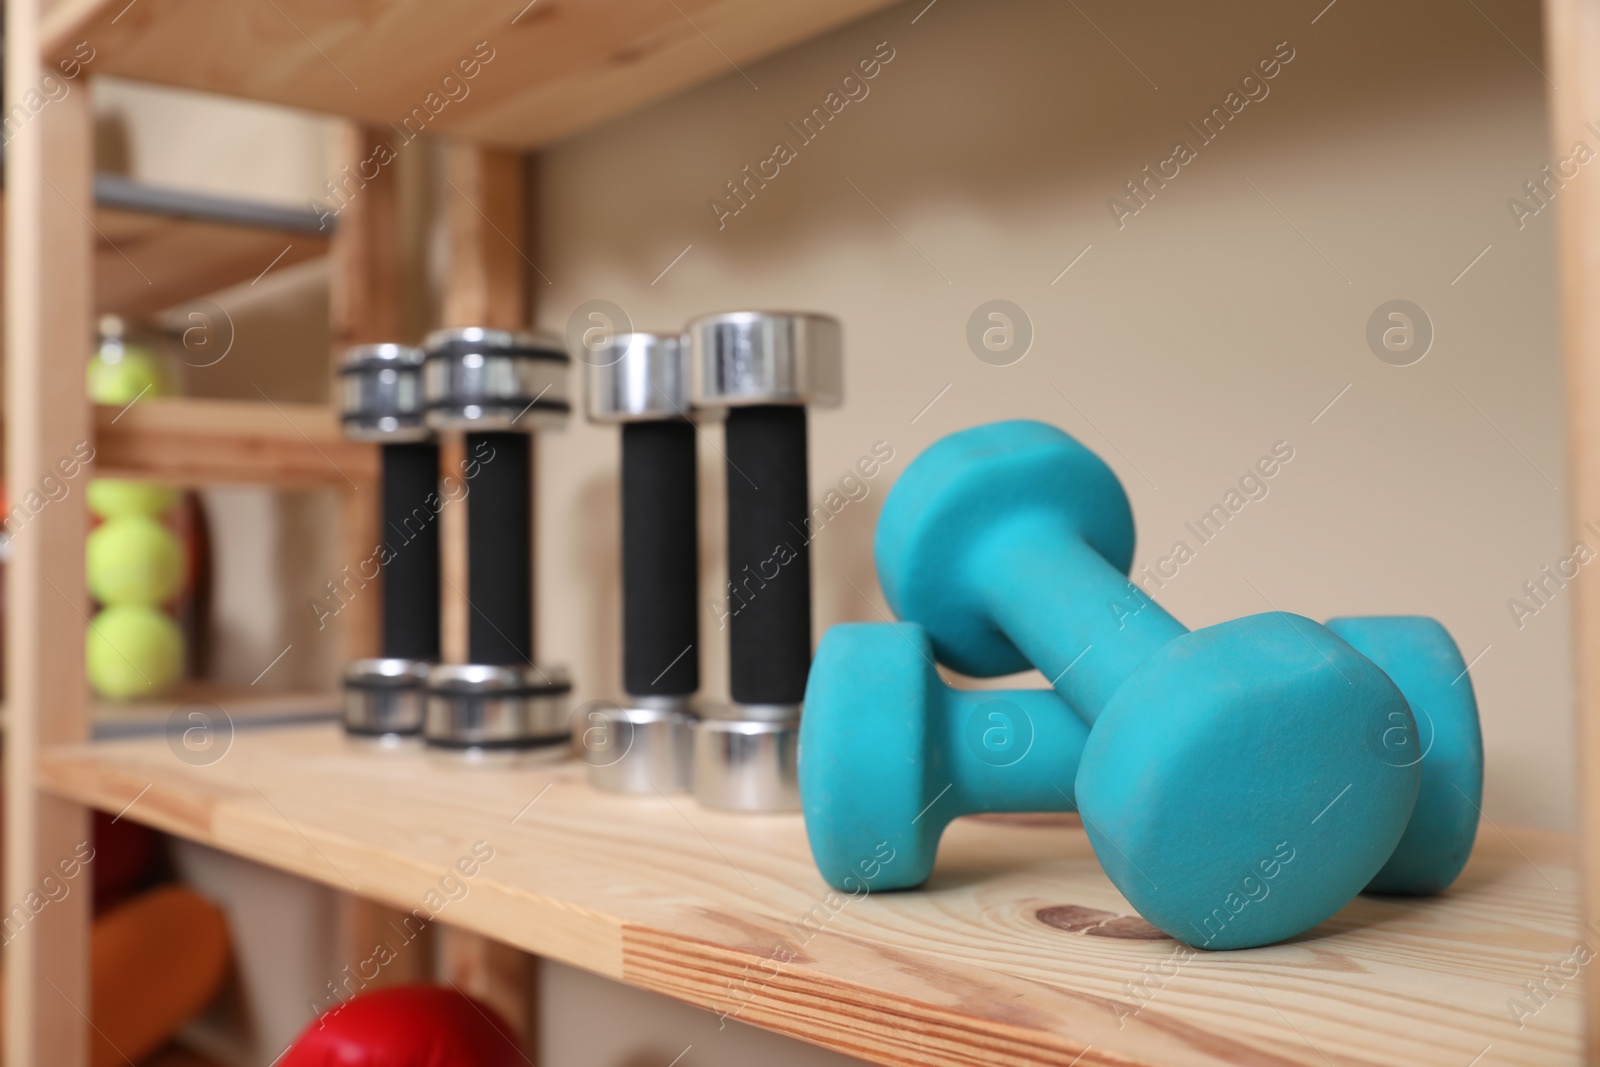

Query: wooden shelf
87;683;339;740
92;175;331;315
35;724;1580;1067
0;177;330;315
94;397;377;488
41;0;901;149
1;685;340;738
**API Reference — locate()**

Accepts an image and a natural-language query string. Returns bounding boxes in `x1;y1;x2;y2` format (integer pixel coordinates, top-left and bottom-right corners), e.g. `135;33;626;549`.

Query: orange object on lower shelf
91;886;231;1067
0;885;231;1067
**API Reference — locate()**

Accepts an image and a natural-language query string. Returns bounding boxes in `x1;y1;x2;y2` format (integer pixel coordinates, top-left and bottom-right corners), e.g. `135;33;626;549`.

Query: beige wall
95;76;334;205
536;0;1571;829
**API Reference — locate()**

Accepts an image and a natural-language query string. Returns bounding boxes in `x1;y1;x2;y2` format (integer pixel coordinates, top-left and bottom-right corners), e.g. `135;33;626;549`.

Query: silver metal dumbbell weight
688;311;842;811
420;327;573;749
337;343;438;740
580;331;699;792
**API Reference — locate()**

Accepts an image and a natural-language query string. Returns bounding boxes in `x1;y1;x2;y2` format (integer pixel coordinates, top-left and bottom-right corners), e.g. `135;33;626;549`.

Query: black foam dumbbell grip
466;431;532;666
622;420;699;697
380;441;441;662
724;405;812;706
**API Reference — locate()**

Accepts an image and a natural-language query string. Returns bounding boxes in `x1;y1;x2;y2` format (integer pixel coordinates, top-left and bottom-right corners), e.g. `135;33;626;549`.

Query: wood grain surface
4;8;96;1058
40;0;902;149
92;397;378;487
35;723;1582;1067
92;205;327;316
1541;0;1600;1058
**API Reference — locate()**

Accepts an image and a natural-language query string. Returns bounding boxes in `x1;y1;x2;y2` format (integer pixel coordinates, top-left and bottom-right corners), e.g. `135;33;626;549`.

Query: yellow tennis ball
87;342;171;405
87;479;179;520
86;606;183;700
87;515;184;606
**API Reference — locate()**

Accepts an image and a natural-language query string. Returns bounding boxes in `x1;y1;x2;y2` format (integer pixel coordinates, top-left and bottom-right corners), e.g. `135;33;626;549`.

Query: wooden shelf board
44;0;901;149
93;204;328;316
1;685;340;738
91;174;332;234
93;397;377;488
34;723;1581;1067
87;682;339;739
0;180;330;316
91;174;332;316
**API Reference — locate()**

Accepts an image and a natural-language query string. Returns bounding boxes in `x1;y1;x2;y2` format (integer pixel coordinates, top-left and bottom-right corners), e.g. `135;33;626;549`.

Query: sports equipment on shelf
90;886;231;1067
281;985;523;1067
86;604;183;700
86;514;183;606
421;328;572;747
338;343;441;737
87;479;179;520
687;310;841;812
800;617;1483;904
876;420;1421;948
1326;615;1483;894
801;622;1088;890
582;330;697;793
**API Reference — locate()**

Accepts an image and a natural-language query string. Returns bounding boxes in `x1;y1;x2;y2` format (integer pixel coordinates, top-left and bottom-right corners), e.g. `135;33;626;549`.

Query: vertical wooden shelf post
328;121;402;667
432;140;541;1046
1546;0;1600;1058
436;145;535;666
328;121;436;988
3;2;95;1060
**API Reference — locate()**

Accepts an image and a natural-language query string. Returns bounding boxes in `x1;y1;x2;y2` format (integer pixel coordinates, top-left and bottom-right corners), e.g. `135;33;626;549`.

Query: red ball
283;985;523;1067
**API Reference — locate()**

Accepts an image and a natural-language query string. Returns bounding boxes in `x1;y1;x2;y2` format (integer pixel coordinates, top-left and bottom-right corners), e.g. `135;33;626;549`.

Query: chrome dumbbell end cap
692;703;801;812
339;344;432;443
423;326;556;352
687;311;843;410
580;700;696;794
422;663;573;749
583;332;693;424
343;657;432;737
422;327;572;432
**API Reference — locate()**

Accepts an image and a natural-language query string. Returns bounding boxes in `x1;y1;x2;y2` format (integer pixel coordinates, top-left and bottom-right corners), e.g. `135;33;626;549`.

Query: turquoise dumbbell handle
978;514;1186;719
931;686;1087;814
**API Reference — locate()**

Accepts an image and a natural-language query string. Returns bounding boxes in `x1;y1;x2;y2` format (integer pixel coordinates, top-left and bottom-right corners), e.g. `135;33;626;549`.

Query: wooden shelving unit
1;684;339;739
88;180;330;316
93;398;376;487
36;722;1582;1067
39;0;903;148
4;4;398;1055
0;175;331;315
3;0;1595;1065
89;687;335;740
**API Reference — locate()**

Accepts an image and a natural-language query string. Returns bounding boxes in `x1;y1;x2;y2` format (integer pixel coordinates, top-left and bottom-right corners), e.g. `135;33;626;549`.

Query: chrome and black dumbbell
337;343;439;738
688;311;841;811
581;331;698;792
421;327;573;749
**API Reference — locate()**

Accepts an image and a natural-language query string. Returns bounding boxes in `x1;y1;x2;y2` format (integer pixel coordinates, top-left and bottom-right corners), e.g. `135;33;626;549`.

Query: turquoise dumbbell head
799;622;1089;892
877;420;1422;948
801;618;1478;903
1326;616;1483;894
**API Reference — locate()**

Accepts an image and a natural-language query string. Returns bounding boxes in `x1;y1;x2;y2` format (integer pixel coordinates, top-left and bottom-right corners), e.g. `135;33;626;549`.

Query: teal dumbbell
800;622;1089;891
1325;616;1483;894
801;617;1482;908
875;420;1422;948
